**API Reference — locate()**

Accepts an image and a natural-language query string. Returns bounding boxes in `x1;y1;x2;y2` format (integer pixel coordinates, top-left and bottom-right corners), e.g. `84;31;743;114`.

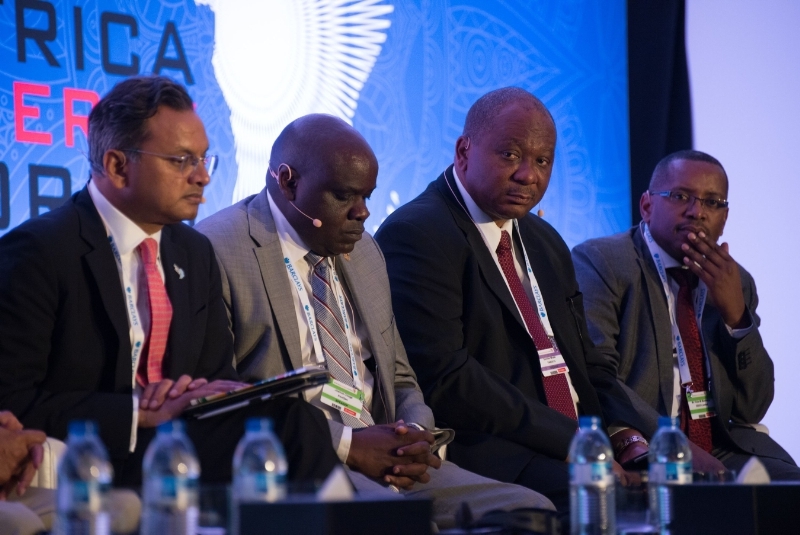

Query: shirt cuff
130;395;139;453
336;425;353;463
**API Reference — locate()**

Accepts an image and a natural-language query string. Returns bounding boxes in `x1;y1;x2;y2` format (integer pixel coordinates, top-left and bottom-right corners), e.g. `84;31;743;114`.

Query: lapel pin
174;264;185;279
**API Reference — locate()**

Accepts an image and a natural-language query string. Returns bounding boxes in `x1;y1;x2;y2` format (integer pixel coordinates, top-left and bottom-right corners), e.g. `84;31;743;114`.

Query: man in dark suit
572;150;800;479
375;87;650;511
197;114;553;528
0;76;338;487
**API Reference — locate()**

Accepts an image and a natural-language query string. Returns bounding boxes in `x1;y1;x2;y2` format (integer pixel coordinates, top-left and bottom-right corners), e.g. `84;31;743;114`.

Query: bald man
197;114;552;528
375;87;651;512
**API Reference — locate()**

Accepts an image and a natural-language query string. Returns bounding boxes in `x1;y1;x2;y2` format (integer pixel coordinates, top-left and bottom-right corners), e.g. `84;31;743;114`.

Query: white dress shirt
268;192;376;462
452;167;580;413
88;180;164;451
642;227;751;417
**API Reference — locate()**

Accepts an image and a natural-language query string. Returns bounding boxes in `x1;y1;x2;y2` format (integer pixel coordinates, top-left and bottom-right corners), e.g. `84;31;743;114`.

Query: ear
454;135;470;175
103;150;129;189
276;164;298;201
639;191;653;223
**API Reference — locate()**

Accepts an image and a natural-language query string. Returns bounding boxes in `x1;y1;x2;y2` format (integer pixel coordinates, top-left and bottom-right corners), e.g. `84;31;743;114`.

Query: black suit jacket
0;188;236;466
375;168;649;482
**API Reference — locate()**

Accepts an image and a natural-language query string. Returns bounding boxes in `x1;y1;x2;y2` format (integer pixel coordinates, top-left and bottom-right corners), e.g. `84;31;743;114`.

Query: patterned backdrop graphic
0;0;629;247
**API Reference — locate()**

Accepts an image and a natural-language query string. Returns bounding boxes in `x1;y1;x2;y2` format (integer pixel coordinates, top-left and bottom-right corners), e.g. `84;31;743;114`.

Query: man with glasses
572;150;800;479
0;76;339;492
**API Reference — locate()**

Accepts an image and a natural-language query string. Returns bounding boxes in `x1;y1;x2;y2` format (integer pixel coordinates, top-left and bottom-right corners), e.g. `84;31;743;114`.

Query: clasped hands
347;420;441;490
137;375;249;428
0;411;46;500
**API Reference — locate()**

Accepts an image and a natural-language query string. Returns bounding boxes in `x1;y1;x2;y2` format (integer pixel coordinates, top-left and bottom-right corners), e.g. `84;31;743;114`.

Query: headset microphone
269;164;323;228
200;196;207;204
290;202;323;228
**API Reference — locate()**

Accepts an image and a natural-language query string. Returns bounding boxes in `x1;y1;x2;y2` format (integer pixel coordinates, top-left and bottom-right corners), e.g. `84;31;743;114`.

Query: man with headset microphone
197;113;553;529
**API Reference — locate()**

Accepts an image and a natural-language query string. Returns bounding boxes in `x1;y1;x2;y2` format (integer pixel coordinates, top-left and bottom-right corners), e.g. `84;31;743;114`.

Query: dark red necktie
496;230;577;420
668;267;714;453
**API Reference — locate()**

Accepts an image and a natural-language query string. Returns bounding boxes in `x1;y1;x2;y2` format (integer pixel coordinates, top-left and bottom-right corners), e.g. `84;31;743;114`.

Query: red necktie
668;267;714;453
496;230;577;420
136;238;172;386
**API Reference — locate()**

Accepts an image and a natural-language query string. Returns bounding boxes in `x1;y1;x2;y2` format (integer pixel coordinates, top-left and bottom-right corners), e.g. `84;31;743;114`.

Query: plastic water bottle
141;420;200;535
569;416;616;535
53;420;112;535
648;416;692;532
231;418;288;534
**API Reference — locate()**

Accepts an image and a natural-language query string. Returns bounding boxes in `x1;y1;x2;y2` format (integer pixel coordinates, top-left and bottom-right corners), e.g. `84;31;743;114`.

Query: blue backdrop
0;0;630;247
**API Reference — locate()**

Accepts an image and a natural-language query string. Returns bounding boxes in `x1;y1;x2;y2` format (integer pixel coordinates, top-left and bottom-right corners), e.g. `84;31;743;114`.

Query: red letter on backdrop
64;88;100;148
14;82;52;145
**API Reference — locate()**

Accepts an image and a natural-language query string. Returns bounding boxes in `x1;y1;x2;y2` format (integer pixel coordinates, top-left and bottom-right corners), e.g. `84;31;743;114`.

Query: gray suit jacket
196;189;434;449
572;227;793;462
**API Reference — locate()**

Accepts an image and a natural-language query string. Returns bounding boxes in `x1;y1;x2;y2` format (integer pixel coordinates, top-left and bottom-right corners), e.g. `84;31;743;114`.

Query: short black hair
462;87;553;142
88;76;194;175
649;150;728;192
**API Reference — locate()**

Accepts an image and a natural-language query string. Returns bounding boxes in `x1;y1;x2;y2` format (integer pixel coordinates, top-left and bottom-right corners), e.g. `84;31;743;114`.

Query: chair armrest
29;437;67;489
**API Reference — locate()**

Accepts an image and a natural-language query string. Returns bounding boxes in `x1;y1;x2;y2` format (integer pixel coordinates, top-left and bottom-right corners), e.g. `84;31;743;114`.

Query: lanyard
511;220;555;338
108;235;146;384
282;255;362;390
641;223;708;388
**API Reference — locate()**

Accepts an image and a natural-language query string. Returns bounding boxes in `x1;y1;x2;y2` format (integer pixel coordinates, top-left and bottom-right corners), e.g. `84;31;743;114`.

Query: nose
190;163;211;187
350;197;370;222
684;195;705;218
512;158;538;185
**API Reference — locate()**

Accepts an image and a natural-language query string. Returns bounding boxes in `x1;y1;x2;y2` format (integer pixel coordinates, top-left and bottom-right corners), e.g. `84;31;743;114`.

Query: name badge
686;390;717;420
320;378;363;418
538;347;569;377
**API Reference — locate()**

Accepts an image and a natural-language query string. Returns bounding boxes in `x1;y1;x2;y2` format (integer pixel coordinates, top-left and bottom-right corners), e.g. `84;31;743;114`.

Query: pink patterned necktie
496;230;577;420
668;267;714;453
136;238;172;386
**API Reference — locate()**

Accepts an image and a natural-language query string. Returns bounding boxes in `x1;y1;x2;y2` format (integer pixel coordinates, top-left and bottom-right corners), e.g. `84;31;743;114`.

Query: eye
500;151;518;160
670;192;690;202
705;199;722;209
536;157;551;166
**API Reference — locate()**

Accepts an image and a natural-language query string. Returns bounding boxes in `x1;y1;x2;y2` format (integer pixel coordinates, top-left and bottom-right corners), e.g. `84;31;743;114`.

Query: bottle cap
156;419;185;435
578;415;601;429
67;420;97;437
245;417;273;434
658;416;678;428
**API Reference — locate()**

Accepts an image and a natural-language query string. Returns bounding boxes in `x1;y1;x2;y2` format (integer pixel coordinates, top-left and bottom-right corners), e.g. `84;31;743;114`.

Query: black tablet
183;365;329;419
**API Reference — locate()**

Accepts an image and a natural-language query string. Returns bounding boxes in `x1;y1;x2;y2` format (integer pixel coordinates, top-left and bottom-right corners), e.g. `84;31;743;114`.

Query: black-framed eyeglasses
123;149;218;177
649;190;728;211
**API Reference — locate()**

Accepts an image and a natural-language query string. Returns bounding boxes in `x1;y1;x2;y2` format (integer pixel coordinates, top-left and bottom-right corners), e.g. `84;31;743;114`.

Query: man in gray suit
572;150;799;479
197;114;553;528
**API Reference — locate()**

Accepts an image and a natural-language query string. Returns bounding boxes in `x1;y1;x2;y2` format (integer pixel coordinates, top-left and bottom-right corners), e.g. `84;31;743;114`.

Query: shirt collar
87;179;161;255
267;190;314;266
640;222;681;270
452;165;514;252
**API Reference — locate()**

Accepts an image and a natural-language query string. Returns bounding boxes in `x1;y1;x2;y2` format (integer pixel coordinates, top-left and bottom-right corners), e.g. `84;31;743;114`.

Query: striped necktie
136;237;172;386
306;252;374;428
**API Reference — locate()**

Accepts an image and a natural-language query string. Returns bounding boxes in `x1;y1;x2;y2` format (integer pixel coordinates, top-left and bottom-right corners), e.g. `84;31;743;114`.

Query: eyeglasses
649;190;728;211
124;149;218;177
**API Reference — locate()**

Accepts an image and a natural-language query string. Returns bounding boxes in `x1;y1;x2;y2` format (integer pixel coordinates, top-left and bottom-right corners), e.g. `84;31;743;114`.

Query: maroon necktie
668;267;714;453
496;230;577;420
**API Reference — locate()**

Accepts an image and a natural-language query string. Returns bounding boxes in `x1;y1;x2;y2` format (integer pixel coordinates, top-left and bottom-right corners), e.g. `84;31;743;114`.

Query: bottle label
147;476;199;510
570;462;614;488
237;472;287;502
649;461;692;484
58;480;106;513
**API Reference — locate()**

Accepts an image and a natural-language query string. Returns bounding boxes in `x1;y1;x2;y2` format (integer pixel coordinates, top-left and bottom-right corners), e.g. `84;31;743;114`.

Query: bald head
268;114;378;257
269;114;377;184
463;87;554;144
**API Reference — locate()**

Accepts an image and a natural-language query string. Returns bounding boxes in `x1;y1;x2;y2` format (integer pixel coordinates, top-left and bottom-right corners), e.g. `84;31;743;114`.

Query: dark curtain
627;0;693;224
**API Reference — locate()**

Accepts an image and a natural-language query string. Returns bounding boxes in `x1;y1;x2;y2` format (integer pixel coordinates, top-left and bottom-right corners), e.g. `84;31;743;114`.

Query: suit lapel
336;251;392;422
247;192;305;371
633;228;676;413
435;168;527;332
75;188;133;389
161;226;190;376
